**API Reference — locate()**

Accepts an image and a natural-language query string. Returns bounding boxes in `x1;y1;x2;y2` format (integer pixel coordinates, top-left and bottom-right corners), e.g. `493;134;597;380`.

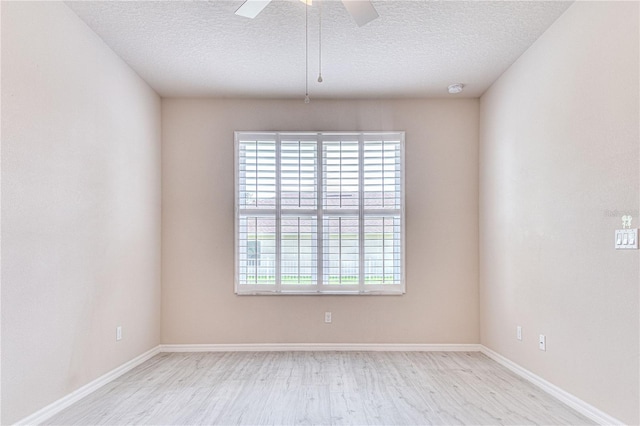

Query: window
235;132;405;295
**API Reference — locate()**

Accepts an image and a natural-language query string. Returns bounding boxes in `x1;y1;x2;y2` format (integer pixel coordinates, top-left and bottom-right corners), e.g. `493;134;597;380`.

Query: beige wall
1;2;162;423
479;2;639;424
7;0;638;423
162;98;479;345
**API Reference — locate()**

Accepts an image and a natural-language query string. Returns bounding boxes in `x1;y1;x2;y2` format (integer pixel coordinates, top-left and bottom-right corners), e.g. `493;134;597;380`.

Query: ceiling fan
235;0;379;27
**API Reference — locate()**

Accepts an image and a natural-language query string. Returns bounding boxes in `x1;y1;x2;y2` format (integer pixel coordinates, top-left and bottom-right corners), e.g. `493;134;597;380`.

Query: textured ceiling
65;0;572;98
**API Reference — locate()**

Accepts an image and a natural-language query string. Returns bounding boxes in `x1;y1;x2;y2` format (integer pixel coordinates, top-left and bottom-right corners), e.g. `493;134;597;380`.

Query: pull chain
304;2;310;103
318;0;323;83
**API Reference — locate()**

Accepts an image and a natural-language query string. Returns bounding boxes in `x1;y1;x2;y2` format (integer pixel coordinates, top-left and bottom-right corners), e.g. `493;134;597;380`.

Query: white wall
162;98;479;345
479;2;639;424
1;2;162;423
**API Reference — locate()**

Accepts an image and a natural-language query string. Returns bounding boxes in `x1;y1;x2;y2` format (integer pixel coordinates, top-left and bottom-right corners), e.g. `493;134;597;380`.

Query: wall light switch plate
116;326;122;341
538;334;546;351
516;326;522;341
615;229;638;249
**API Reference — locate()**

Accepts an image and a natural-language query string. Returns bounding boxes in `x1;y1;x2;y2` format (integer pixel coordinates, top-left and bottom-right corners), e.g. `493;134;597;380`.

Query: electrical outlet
116;326;122;341
538;334;546;351
324;312;332;323
516;326;522;341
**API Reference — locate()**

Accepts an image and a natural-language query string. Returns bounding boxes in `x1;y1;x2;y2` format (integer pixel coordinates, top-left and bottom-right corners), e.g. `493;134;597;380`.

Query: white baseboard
15;346;161;426
159;343;481;352
479;345;622;426
17;343;620;426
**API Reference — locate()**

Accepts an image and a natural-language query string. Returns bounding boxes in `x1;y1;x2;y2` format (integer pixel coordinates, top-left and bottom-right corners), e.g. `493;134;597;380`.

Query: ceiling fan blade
341;0;379;27
235;0;272;19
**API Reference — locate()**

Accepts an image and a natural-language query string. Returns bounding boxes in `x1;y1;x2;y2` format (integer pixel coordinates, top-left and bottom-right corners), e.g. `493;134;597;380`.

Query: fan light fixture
236;0;378;25
235;0;378;102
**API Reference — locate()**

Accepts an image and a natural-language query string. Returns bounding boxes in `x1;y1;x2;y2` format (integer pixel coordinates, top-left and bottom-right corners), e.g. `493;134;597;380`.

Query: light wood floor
45;351;594;425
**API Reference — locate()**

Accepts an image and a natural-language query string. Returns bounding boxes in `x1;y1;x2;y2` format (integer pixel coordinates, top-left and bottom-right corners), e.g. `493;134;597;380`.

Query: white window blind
235;132;405;295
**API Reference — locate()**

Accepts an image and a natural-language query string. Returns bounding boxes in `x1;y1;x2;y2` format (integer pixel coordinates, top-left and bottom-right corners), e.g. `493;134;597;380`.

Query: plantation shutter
362;139;403;284
280;138;318;286
322;138;360;285
235;132;404;294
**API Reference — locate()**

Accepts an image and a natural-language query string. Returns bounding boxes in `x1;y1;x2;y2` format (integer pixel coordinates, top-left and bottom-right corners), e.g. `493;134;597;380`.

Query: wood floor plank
44;351;595;426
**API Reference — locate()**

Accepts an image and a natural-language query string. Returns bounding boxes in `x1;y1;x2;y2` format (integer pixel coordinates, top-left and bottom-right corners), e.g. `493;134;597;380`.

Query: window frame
234;131;406;295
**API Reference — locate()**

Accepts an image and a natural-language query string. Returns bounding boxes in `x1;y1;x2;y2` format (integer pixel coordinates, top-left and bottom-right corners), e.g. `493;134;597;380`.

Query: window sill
235;289;405;296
